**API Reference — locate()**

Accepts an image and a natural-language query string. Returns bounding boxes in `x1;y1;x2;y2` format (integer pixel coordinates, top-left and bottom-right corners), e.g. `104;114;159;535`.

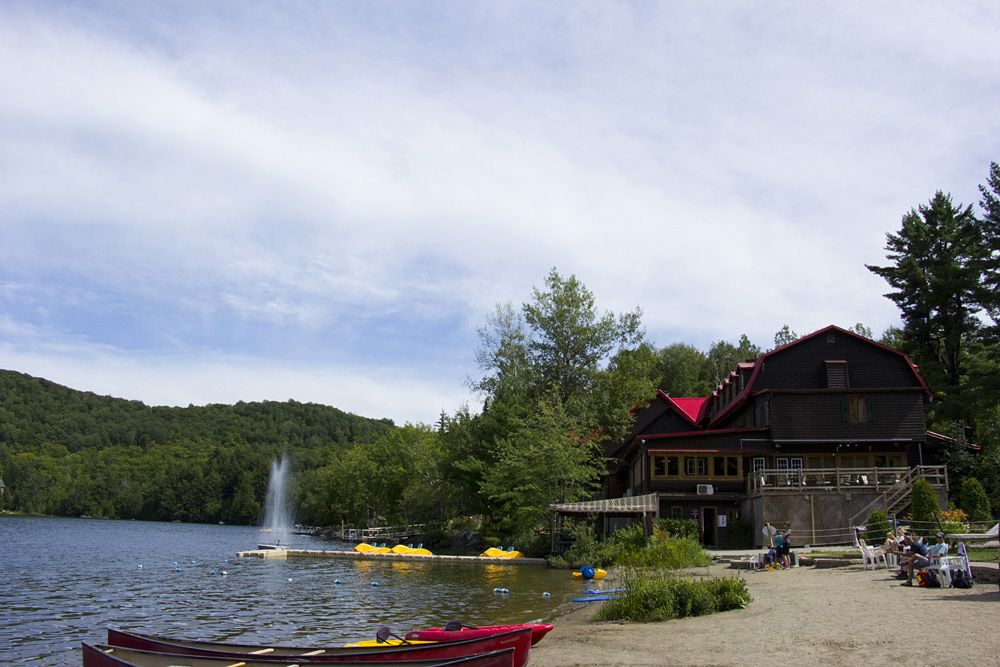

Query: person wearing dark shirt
901;535;928;586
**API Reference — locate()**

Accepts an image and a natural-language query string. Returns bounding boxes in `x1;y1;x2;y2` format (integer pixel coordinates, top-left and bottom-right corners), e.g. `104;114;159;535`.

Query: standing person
780;522;792;568
771;524;783;567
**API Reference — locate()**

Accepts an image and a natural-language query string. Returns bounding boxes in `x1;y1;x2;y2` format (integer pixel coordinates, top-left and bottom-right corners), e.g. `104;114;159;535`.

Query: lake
0;516;590;666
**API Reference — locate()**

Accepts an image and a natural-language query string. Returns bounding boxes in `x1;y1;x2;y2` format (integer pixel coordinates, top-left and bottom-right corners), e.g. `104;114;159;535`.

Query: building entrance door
702;507;717;547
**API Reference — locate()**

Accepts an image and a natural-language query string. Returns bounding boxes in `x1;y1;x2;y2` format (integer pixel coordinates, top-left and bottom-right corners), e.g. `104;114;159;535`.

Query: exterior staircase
849;467;924;527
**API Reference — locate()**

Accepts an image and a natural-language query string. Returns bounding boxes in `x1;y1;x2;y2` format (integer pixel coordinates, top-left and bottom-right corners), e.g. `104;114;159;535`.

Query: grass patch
966;548;999;563
594;568;751;623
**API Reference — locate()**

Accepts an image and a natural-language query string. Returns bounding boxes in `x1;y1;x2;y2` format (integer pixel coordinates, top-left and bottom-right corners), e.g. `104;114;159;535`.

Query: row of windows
651;453;906;481
651;455;742;480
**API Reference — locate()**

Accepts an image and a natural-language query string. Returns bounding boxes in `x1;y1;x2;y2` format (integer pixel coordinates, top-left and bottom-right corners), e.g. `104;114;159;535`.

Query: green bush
656;518;700;540
959;478;993;522
594;568;750;623
910;478;941;535
548;519;620;568
620;535;711;569
866;510;891;539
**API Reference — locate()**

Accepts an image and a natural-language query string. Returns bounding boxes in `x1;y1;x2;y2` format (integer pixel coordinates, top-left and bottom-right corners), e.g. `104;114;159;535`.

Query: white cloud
1;2;999;420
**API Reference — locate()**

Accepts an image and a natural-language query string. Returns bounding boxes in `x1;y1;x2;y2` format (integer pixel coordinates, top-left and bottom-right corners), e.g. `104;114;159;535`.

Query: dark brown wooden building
602;325;950;548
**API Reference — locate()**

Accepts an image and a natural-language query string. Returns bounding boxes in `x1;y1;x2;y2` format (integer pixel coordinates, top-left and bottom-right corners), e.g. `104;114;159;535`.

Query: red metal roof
669;397;710;424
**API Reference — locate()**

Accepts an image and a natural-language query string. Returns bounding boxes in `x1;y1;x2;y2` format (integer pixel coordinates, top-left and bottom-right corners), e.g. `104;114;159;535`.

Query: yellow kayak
480;548;523;558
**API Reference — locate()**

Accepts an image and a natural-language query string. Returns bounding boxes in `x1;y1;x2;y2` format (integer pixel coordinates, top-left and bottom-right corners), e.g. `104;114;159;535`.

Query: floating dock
236;548;547;566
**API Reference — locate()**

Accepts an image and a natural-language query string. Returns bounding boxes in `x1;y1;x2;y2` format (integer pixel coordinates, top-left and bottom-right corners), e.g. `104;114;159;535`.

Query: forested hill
0;369;395;523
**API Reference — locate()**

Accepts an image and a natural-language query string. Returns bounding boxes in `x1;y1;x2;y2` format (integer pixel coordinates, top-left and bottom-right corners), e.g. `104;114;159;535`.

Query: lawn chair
931;542;972;588
859;539;888;570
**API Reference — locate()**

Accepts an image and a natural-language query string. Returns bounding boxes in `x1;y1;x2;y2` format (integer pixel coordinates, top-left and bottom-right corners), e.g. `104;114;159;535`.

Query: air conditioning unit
696;484;714;495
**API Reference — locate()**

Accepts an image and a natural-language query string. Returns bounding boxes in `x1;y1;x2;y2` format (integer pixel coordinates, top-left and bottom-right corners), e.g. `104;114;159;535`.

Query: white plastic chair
932;542;971;587
859;539;888;570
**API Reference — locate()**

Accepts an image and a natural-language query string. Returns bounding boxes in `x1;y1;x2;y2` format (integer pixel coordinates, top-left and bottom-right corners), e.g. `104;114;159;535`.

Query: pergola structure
547;493;660;554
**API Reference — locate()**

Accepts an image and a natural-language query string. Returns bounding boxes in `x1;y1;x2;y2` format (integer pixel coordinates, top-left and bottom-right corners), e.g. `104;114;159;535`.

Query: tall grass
594;568;751;623
549;520;709;569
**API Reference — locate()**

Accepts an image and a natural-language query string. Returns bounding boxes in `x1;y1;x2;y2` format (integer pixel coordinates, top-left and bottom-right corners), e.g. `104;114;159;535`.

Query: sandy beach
529;562;1000;666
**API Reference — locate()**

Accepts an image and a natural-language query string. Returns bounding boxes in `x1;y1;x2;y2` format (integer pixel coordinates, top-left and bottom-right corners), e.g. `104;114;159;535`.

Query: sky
2;2;999;426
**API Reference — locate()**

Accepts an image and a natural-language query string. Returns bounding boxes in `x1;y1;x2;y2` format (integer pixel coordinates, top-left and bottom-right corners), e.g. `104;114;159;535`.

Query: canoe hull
82;643;515;667
107;627;530;667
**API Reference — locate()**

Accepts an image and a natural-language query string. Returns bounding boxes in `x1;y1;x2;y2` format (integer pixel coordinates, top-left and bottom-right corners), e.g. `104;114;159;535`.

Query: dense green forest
3;163;1000;544
0;371;394;524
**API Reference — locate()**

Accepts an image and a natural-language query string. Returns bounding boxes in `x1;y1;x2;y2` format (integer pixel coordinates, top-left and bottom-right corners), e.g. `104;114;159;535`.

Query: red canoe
106;628;530;667
404;624;553;646
82;643;514;667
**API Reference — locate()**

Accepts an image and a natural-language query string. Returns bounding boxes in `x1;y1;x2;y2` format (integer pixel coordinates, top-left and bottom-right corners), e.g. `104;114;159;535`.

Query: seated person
902;532;949;586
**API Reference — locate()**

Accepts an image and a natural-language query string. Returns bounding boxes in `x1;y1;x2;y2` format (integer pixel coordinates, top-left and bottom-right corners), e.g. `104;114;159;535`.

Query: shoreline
529;562;1000;666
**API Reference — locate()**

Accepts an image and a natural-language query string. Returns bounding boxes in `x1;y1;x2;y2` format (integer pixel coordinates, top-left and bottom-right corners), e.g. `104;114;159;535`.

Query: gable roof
669;396;711;425
706;324;932;428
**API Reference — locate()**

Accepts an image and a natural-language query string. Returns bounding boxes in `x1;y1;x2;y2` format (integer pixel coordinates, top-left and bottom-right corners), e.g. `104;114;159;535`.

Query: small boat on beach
82;643;515;667
106;627;531;667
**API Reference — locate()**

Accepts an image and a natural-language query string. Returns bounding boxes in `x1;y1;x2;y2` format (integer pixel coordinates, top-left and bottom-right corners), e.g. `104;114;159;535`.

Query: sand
529;562;1000;666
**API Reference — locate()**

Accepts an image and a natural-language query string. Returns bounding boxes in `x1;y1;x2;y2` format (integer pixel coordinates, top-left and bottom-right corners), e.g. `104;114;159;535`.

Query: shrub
548;519;619;568
656;518;700;540
910;478;940;535
959;478;993;522
594;568;750;623
866;510;891;538
619;535;711;569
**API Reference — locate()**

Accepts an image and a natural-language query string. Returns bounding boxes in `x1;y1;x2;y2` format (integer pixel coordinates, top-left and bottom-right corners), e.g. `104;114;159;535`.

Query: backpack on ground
918;569;941;588
951;569;974;589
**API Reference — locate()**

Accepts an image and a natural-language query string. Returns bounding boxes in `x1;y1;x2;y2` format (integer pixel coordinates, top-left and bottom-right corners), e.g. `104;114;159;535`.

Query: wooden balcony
747;465;948;495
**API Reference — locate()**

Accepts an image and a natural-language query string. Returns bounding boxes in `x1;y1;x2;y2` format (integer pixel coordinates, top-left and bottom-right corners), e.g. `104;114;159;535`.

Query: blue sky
2;2;999;426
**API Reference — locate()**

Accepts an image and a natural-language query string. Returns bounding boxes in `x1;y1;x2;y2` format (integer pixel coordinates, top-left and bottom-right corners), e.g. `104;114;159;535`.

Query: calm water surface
1;516;593;666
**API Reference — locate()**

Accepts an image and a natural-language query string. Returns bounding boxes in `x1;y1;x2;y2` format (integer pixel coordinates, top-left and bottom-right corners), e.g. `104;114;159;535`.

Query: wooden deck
236;548;548;566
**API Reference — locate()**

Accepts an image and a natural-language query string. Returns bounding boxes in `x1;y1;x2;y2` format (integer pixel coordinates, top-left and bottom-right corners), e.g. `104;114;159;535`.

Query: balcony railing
747;466;948;494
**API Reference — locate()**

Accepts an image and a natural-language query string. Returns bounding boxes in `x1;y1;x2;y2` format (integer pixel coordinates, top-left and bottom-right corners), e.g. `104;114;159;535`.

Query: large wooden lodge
590;325;955;548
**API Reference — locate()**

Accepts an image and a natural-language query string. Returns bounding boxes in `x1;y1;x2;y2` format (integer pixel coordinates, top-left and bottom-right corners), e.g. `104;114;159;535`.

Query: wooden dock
236;548;547;566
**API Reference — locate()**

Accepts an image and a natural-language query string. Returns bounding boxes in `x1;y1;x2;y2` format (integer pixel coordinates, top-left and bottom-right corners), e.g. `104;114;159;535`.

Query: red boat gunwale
404;624;553;646
106;627;530;667
82;643;515;667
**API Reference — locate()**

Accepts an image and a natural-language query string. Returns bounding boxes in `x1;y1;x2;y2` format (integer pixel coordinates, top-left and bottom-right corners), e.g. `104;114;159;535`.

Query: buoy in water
137;565;142;570
372;582;378;586
335;580;341;584
543;592;550;597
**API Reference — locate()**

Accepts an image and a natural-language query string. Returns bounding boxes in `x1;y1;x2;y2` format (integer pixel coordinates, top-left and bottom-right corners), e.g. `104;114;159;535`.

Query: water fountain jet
260;456;294;548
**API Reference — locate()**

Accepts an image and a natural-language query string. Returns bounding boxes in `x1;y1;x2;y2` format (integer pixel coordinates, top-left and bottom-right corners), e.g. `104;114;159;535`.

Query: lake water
0;516;592;666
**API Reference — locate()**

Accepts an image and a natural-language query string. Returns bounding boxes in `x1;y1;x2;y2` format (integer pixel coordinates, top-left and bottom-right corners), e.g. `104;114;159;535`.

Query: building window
843;395;875;422
672;506;682;520
651;455;679;479
713;456;740;477
685;456;708;476
667;456;678;476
